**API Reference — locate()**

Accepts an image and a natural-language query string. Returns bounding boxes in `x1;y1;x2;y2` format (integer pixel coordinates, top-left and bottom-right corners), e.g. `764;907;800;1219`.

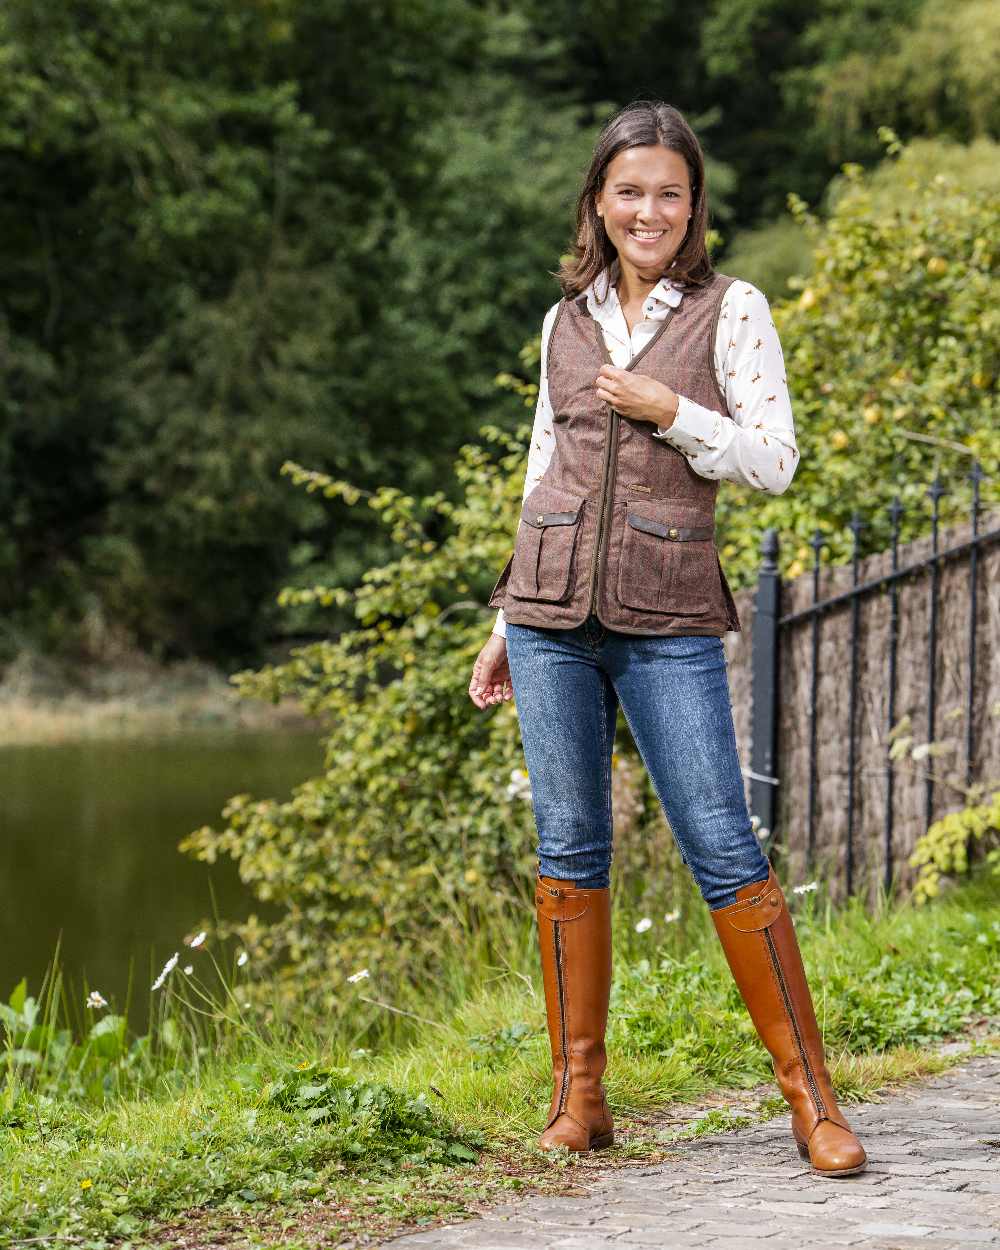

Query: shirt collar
584;256;684;328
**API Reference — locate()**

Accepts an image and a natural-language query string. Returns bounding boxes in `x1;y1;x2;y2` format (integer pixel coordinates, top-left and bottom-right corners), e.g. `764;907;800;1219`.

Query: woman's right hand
469;634;513;709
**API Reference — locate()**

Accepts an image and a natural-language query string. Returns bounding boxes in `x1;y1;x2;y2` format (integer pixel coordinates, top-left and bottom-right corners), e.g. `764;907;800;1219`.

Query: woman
468;100;866;1179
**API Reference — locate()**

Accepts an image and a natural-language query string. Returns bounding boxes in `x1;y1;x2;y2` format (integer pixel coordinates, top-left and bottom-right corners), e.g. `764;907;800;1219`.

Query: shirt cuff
492;608;507;639
651;395;721;453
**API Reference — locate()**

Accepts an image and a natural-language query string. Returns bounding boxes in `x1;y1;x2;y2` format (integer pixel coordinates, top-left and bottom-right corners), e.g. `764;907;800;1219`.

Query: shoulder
542;299;563;332
539;298;566;351
715;276;774;316
710;277;781;349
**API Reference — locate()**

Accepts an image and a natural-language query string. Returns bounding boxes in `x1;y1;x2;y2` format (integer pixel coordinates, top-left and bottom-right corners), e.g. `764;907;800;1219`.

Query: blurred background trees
2;0;997;668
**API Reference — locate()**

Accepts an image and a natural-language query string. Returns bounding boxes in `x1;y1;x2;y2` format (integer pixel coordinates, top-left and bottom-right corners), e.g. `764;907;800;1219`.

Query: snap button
536;514;544;523
668;526;679;539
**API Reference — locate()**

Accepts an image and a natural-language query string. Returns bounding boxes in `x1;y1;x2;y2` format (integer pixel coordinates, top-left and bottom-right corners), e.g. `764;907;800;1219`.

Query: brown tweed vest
488;270;742;636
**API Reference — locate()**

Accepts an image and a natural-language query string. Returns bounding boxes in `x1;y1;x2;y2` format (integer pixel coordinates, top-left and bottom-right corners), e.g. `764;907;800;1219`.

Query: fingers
468;674;513;709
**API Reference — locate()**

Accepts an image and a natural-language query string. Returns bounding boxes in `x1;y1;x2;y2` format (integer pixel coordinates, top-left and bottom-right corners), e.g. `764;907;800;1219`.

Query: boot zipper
553;923;570;1113
762;926;828;1121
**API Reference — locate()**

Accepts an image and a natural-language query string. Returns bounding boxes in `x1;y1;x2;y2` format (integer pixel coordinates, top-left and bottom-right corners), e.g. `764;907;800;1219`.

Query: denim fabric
504;613;769;909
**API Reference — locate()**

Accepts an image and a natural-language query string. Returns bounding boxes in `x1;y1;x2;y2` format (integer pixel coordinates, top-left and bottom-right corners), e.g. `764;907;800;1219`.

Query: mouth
627;228;666;243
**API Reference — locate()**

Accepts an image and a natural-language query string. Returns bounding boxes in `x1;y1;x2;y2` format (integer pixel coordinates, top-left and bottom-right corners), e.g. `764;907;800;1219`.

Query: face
594;144;693;278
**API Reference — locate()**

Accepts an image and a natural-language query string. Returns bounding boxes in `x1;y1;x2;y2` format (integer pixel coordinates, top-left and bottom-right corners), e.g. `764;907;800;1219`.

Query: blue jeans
504;614;769;909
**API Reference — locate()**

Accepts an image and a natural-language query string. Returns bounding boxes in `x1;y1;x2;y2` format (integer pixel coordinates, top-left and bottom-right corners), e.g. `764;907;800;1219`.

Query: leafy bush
715;130;1000;586
910;790;1000;903
178;448;546;1010
0;978;151;1109
259;1060;482;1164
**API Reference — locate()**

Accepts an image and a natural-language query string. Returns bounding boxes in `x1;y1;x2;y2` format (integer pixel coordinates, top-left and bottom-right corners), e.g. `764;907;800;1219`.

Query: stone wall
724;507;1000;902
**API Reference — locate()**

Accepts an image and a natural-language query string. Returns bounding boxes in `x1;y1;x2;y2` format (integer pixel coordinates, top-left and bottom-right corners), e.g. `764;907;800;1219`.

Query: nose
635;196;662;222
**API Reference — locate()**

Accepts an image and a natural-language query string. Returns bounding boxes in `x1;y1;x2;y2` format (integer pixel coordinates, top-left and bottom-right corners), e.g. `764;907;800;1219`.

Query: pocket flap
625;507;714;542
524;506;582;528
520;482;585;530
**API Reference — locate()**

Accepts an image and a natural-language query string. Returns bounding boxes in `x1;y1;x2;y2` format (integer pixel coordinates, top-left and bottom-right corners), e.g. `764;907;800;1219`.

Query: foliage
717;216;815;305
0;0;589;662
0;978;144;1107
1;1058;481;1247
910;790;1000;904
177;443;555;1005
791;0;1000;162
259;1060;483;1163
714;131;1000;587
6;0;999;664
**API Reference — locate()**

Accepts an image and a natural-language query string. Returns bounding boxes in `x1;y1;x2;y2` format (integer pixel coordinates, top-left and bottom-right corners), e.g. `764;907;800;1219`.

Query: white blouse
492;263;799;638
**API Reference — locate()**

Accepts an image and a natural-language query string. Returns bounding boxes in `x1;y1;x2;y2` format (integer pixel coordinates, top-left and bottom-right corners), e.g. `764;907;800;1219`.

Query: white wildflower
236;951;249;967
504;767;532;802
792;881;819;895
187;930;207;948
347;968;370;983
183;965;194;975
151;952;179;991
85;990;107;1010
756;826;770;841
635;917;653;933
663;910;680;923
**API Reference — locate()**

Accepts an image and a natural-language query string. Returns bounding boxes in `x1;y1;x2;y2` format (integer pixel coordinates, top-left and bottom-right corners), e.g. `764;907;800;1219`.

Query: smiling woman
467;99;865;1181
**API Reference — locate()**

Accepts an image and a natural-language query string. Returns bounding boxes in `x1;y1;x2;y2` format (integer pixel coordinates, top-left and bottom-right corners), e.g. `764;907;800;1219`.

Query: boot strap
719;884;783;932
535;880;590;922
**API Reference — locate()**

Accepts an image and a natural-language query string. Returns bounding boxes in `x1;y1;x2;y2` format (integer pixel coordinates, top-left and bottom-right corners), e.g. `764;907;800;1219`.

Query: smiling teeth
629;229;664;239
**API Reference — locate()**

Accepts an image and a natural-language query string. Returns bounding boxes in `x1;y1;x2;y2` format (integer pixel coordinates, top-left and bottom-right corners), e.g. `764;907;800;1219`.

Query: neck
614;255;665;307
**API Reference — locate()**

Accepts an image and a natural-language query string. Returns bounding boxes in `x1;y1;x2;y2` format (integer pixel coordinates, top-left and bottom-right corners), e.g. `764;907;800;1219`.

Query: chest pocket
508;482;585;602
616;499;717;616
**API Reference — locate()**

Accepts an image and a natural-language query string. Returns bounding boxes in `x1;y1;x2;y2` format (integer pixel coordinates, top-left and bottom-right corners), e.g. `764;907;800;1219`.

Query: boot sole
795;1139;867;1176
538;1130;615;1153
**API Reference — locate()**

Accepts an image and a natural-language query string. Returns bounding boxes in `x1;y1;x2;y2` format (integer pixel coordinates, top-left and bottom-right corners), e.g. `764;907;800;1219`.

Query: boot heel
590;1130;614;1151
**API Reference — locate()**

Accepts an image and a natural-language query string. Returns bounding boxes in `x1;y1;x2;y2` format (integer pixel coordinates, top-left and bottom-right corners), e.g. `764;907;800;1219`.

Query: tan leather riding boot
711;864;867;1177
535;874;614;1152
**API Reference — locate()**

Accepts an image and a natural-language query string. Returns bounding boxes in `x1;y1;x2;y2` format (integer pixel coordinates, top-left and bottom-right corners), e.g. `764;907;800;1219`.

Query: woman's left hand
595;365;678;428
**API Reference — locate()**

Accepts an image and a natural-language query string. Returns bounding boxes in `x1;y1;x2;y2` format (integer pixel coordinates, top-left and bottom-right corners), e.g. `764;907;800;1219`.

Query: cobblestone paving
383;1054;1000;1250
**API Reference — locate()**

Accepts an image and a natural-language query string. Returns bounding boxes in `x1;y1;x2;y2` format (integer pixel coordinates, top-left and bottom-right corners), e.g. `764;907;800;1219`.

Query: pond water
1;727;324;1022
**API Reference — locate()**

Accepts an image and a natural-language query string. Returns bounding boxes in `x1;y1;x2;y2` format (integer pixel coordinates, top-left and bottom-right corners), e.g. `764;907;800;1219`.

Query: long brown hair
555;99;715;298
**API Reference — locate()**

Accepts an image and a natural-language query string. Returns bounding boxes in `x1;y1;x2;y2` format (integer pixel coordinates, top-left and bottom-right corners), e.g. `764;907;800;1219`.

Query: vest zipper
761;925;828;1122
587;408;619;615
587;308;678;618
553;922;570;1113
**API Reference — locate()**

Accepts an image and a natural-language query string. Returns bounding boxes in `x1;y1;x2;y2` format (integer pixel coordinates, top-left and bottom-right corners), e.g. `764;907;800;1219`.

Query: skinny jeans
504;613;769;909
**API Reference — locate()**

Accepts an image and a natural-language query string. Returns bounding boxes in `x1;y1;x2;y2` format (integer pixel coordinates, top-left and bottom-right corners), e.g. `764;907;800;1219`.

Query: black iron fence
749;463;999;897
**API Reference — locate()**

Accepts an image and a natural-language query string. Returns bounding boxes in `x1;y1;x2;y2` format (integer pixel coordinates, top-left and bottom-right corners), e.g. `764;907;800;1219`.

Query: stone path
383;1054;1000;1250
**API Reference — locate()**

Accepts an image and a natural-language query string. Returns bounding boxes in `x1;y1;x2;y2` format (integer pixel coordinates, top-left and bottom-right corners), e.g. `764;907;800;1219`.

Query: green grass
2;870;998;1248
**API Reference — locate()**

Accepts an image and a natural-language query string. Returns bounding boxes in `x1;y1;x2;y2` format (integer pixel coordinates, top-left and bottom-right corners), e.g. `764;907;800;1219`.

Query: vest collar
580;256;684;345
